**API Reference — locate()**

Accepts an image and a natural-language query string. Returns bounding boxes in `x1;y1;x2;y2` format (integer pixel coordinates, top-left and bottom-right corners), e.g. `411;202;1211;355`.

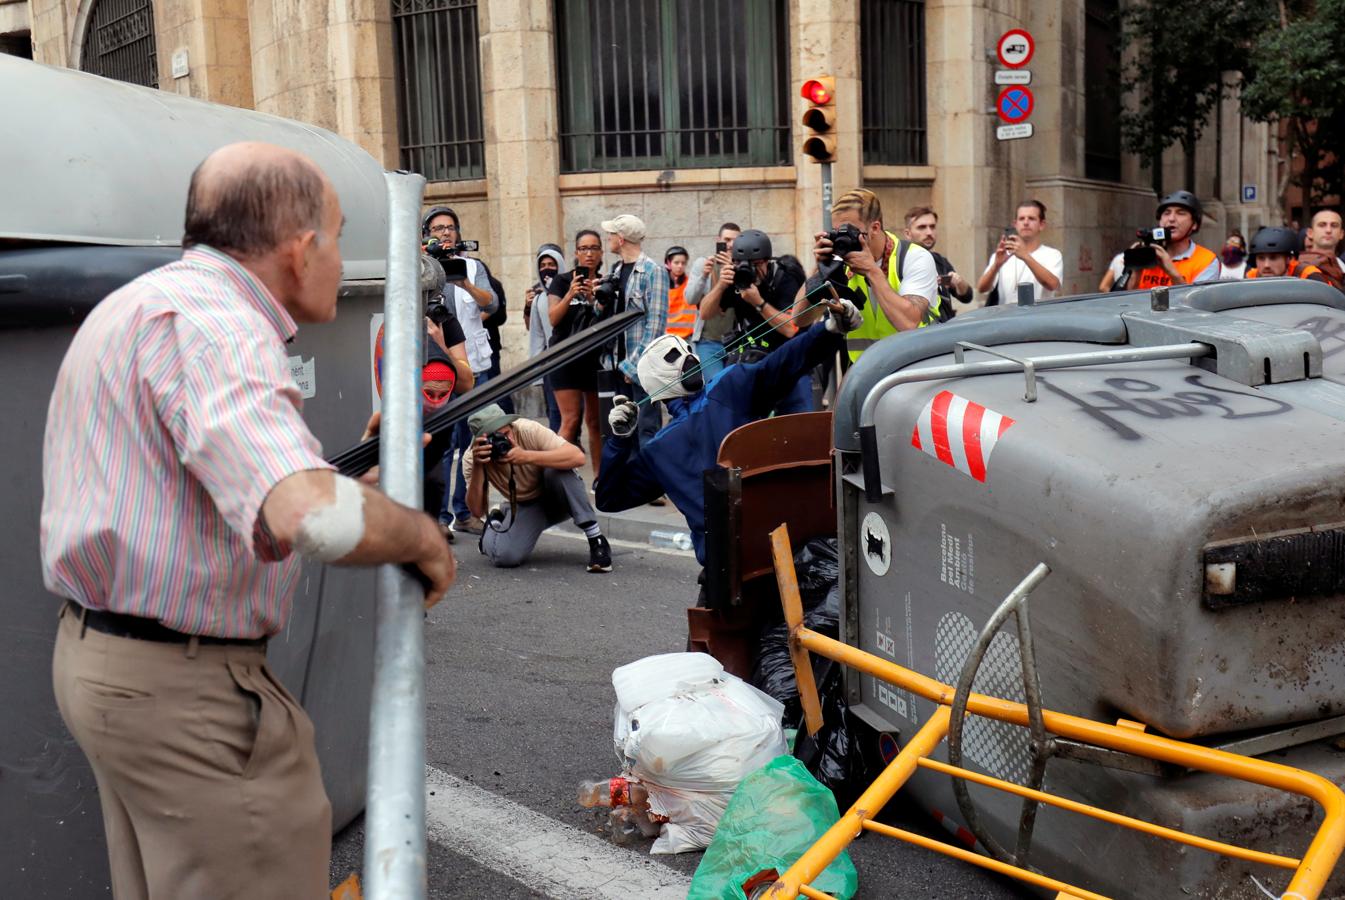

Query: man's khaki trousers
52;605;332;899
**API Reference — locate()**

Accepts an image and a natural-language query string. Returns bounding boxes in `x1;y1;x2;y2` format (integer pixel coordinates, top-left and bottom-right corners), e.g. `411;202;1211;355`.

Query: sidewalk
567;459;690;547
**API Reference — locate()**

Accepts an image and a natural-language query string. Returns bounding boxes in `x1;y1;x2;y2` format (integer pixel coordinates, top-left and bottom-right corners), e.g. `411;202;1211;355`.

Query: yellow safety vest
845;231;940;362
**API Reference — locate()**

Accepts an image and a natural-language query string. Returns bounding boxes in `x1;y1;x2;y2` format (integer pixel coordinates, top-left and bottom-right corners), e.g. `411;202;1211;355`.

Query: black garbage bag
792;665;876;812
749;535;873;808
794;537;840;612
751;538;841;715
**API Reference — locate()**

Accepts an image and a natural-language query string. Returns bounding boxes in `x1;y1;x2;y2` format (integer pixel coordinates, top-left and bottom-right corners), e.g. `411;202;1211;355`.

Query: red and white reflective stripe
930;806;980;850
911;390;1015;483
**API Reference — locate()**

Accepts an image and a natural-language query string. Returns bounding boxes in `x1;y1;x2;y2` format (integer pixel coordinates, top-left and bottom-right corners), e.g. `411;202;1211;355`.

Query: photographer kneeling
464;404;613;573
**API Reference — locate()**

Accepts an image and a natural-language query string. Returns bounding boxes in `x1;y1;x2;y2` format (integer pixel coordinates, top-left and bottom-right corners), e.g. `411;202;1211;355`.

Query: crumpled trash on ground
611;652;788;853
687;755;858;900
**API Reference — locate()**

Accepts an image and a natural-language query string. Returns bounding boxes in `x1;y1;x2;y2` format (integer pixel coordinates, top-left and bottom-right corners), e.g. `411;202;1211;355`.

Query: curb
557;504;694;552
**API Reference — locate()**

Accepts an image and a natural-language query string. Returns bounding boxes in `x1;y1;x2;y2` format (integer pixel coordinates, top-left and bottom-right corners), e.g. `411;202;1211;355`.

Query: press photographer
463;404;612;573
699;228;810;412
1113;191;1220;290
803;188;938;364
423;205;499;536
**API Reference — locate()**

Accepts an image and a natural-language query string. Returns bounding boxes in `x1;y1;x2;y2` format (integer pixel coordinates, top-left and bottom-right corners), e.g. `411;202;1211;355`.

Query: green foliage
1119;0;1344;204
1241;0;1345;204
1118;1;1271;178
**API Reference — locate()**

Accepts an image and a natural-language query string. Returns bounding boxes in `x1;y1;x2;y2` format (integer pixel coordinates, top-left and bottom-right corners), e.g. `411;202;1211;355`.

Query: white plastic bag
643;784;733;854
610;653;787;852
623;676;786;791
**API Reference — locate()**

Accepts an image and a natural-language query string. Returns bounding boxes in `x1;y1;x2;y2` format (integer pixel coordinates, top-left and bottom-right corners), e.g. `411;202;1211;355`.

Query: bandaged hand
825;298;864;334
609;394;638;438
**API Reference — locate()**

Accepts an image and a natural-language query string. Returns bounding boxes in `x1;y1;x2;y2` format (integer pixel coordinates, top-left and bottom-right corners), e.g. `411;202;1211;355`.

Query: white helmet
636;334;704;401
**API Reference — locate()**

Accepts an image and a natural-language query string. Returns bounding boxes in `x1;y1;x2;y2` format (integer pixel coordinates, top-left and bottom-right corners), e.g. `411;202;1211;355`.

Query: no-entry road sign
997;29;1034;68
996;86;1034;124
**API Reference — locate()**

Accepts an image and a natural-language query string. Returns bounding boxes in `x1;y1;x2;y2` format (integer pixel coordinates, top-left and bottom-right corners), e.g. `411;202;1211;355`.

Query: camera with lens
424;238;480;260
732;260;757;291
487;430;513;462
593;271;622;308
818;223;865;288
1137;226;1169;246
1123;226;1171;270
426;297;453;326
827;223;864;258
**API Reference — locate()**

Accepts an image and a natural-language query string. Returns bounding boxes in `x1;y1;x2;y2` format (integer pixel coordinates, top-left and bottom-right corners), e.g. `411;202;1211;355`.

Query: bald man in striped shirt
41;142;455;899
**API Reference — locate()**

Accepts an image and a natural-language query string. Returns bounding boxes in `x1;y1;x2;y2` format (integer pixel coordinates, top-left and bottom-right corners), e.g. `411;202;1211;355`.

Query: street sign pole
821;160;833;231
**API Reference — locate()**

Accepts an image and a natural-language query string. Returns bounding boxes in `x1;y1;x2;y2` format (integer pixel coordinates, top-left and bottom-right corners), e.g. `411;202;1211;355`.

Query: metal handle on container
860;424;883;503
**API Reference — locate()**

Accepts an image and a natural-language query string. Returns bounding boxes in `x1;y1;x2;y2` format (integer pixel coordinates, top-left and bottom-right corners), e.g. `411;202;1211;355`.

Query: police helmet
421;205;458;237
1155;191;1203;229
731;229;772;262
1248;226;1299;258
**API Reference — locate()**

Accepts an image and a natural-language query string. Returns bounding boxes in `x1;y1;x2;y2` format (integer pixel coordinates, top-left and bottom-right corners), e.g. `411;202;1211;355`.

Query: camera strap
487;466;519;534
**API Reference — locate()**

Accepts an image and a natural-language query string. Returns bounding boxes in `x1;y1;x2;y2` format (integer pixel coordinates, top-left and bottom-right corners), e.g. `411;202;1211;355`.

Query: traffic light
800;76;837;163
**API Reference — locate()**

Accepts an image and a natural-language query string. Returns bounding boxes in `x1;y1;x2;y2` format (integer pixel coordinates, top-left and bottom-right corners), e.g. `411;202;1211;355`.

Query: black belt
69;602;268;648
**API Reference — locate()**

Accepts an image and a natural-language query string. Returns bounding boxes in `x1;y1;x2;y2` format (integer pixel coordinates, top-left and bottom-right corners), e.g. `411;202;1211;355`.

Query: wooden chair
690;411;836;678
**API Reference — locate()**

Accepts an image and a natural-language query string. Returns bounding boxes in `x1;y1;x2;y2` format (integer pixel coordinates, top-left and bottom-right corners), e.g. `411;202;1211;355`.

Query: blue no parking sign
997;87;1034;124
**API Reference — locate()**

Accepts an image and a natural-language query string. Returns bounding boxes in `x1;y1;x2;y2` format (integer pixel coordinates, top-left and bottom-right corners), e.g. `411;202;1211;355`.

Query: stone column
478;0;562;368
248;0;398;167
154;0;254;108
927;0;1023;294
28;0;73;67
791;0;862;257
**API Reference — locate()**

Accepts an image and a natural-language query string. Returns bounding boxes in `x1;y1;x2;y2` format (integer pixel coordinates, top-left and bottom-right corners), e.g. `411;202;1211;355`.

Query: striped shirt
40;246;332;638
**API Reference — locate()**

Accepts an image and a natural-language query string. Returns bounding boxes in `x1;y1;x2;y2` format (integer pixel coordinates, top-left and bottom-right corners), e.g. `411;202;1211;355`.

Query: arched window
80;0;159;88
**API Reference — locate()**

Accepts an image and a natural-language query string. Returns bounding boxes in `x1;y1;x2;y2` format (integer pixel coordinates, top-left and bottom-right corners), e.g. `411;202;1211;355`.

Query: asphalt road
331;530;1029;899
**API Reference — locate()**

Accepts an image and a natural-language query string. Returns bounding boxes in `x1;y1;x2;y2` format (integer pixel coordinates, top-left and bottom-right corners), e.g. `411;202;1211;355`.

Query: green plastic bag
688;755;859;900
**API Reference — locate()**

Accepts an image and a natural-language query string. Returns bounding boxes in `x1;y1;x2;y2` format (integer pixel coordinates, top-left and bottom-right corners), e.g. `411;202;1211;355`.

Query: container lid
0;56;389;281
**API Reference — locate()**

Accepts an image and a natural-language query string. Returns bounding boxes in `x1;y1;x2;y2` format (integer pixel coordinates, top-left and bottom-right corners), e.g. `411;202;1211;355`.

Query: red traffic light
801;79;832;105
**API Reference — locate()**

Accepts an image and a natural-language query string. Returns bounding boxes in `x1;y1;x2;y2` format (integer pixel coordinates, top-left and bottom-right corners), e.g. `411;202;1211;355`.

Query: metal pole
821;160;833;232
365;171;429;900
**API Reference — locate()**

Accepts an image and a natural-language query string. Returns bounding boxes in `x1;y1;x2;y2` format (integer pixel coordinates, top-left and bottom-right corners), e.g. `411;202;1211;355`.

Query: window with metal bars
860;0;927;166
392;0;486;182
79;0;158;88
555;0;790;173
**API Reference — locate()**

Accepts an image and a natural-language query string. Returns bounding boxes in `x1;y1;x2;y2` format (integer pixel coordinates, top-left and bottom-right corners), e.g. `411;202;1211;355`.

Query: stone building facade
6;0;1283;366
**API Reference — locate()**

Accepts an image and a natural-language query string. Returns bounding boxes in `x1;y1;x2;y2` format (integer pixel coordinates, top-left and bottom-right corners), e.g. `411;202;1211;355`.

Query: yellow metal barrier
756;524;1345;900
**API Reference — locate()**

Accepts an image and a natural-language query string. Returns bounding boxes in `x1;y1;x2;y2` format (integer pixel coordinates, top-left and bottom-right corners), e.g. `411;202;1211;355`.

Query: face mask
1222;246;1246;266
637;335;703;400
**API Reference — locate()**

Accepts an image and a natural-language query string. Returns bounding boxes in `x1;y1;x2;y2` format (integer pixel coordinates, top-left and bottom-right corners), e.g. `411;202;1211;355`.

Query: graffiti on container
1039;375;1292;441
1296;316;1345;360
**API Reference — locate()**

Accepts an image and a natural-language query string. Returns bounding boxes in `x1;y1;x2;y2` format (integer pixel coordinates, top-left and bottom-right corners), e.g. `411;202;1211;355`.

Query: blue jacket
595;322;845;564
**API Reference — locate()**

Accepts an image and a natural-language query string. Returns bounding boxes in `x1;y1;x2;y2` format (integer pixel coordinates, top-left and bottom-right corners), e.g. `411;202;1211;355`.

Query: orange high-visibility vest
1246;259;1323;280
1134;243;1219;288
666;279;696;338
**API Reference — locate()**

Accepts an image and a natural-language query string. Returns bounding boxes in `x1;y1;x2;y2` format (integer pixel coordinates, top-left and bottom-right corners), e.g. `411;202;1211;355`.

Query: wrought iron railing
392;0;486;182
556;0;790;173
80;0;158;89
860;0;927;166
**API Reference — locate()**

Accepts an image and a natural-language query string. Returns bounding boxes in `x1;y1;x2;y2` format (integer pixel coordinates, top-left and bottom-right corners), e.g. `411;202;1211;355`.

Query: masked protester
1219;232;1248;280
595;300;863;570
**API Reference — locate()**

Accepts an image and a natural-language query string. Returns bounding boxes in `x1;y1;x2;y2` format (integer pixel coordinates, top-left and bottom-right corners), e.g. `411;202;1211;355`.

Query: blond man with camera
463;404;612;573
